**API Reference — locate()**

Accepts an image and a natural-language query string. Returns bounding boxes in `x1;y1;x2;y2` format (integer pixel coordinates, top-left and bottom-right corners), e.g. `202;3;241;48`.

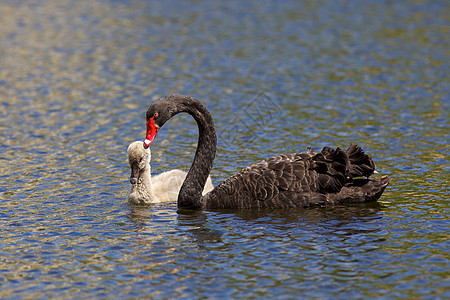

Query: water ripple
1;0;449;299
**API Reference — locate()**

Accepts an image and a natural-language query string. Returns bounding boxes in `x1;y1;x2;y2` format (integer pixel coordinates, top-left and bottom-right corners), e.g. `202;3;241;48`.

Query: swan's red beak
143;117;159;149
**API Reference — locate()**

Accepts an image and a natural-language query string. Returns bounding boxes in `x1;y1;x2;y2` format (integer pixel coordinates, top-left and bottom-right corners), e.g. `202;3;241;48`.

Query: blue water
0;0;449;299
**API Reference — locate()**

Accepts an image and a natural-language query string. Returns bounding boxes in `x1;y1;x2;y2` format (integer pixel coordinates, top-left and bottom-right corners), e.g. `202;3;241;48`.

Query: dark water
0;0;449;299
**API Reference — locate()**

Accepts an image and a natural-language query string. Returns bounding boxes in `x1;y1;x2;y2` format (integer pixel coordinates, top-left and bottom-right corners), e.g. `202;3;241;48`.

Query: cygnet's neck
128;163;157;205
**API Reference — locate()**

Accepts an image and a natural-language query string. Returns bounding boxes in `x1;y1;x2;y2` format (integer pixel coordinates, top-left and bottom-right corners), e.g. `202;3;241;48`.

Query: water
0;0;448;298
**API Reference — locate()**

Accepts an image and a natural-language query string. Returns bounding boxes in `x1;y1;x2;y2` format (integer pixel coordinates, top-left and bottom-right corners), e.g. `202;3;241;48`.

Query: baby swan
127;141;214;205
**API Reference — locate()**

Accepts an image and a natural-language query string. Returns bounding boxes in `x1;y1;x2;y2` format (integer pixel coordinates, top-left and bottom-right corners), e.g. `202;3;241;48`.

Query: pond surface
0;0;449;299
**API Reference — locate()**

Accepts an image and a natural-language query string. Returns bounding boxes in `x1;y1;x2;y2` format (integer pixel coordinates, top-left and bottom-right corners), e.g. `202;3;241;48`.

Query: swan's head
144;95;200;148
127;141;151;184
144;98;174;148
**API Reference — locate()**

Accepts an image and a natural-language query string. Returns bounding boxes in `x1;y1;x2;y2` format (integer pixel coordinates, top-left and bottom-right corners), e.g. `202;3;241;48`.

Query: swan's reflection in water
127;202;383;241
127;202;384;257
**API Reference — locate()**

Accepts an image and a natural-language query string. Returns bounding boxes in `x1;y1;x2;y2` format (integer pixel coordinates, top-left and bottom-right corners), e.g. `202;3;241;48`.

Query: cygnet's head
127;141;151;184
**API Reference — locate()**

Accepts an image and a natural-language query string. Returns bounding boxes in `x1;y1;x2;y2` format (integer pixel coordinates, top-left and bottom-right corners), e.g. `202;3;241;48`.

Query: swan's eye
153;112;158;118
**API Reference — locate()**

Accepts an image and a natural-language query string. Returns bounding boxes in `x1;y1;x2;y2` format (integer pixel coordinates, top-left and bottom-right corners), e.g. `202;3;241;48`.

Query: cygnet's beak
130;164;140;184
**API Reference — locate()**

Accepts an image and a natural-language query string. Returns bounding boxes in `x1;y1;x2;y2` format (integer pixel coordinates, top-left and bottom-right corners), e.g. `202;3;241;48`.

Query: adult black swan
143;95;390;210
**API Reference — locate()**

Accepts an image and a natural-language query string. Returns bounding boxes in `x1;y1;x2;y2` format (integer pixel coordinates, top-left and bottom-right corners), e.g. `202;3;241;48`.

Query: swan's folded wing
206;154;323;208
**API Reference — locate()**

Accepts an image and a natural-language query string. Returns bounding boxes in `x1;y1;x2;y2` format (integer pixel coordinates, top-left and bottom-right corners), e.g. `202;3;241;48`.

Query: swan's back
204;144;390;209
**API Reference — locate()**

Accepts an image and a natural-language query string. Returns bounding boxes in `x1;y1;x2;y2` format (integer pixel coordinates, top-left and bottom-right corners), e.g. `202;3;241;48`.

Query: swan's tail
344;144;391;202
351;175;391;202
325;175;391;204
368;175;391;201
317;144;391;203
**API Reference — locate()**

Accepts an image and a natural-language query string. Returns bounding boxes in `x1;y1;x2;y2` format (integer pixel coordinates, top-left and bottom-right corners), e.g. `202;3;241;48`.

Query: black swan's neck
175;97;216;209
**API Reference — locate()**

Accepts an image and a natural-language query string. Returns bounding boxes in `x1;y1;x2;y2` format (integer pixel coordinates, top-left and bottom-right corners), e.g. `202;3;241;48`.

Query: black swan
127;141;214;205
143;95;390;209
